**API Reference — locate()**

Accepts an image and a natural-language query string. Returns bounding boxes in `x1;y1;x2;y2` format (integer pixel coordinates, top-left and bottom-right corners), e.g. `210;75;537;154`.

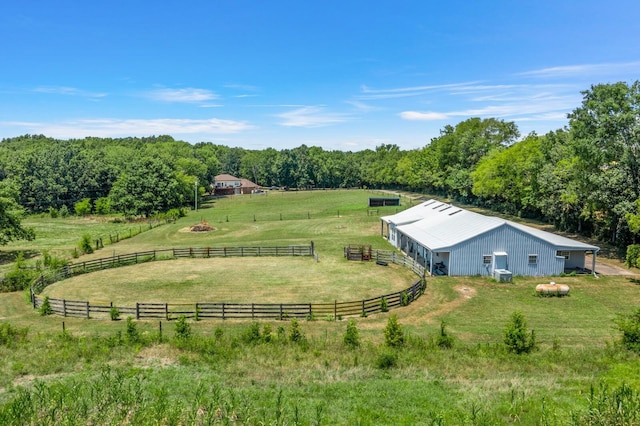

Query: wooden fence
31;244;314;294
30;243;427;320
32;279;425;320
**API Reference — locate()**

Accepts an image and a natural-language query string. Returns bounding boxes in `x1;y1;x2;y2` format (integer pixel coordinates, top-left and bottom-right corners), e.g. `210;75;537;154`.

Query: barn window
483;255;492;264
528;254;538;265
556;250;570;259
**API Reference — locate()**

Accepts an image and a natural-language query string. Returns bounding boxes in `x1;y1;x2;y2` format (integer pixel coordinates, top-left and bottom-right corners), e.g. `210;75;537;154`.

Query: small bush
78;234;94;255
343;319;360;349
262;323;273;343
614;308;640;354
174;315;192;340
384;314;405;348
380;297;389;312
48;207;59;218
74;198;92;216
435;321;454;349
39;296;53;316
59;205;70;218
401;291;410;306
376;350;398;370
626;244;640;268
94;197;112;215
576;382;640;425
109;306;121;321
125;317;140;344
0;322;29;346
288;318;306;344
504;311;536;354
1;253;37;292
242;322;262;344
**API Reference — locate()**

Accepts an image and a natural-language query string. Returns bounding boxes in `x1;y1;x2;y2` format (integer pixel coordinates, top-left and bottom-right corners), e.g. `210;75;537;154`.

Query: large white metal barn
380;199;599;278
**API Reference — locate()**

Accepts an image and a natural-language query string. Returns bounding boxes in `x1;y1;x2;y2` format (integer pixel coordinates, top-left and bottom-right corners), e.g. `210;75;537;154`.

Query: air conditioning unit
493;269;512;282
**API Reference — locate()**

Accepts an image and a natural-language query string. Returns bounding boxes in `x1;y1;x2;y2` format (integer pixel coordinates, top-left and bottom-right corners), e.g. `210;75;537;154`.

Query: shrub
42;250;69;271
78;234;94;255
74;198;92;216
109;306;121;321
614;308;640;354
0;322;29;346
504;311;536;354
343;319;360;349
174;315;192;340
384;314;405;348
435;321;454;349
262;323;273;343
401;291;410;306
94;197;112;215
1;252;37;292
626;244;640;268
39;296;53;316
48;207;59;218
125;317;140;344
242;322;262;344
376;350;398;369
380;296;389;312
59;205;70;218
288;318;306;344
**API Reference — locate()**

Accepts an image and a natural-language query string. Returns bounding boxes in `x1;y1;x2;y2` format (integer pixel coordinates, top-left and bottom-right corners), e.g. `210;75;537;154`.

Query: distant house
213;174;259;195
381;199;599;278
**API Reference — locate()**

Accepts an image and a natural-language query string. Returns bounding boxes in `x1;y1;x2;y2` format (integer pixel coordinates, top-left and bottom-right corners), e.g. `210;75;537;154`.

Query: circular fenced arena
31;246;426;320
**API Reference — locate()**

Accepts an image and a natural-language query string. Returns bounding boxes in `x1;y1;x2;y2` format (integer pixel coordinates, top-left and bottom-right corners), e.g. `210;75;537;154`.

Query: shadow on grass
629;278;640;286
0;250;40;266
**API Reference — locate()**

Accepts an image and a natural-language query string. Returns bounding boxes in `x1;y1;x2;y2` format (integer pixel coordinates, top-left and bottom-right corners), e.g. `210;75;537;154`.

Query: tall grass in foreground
1;317;639;425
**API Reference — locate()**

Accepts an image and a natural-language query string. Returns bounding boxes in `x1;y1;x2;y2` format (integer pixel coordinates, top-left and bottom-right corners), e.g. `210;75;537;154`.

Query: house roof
382;199;599;252
214;174;240;181
240;178;258;187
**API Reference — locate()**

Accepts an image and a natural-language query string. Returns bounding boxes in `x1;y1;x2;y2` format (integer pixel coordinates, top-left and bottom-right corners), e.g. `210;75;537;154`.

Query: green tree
343;319;360;349
383;314;405;348
109;157;183;217
74;198;92;216
504;311;536;354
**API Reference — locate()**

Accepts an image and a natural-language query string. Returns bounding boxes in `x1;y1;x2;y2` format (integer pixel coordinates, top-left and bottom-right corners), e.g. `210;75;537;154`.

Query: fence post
159;321;162;340
222;303;225;320
62;299;67;317
251;303;255;319
136;303;140;320
279;304;283;321
334;300;337;319
165;303;169;320
85;301;90;319
362;299;365;316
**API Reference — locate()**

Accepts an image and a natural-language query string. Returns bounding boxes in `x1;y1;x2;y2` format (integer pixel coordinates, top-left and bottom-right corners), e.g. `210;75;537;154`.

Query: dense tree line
1;81;639;254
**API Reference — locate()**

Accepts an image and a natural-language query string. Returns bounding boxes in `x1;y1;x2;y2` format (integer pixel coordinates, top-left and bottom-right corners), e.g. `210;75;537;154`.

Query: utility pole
194;179;198;211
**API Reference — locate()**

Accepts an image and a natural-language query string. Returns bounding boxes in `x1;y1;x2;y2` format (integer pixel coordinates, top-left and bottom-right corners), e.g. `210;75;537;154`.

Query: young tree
504;311;536;354
383;314;405;348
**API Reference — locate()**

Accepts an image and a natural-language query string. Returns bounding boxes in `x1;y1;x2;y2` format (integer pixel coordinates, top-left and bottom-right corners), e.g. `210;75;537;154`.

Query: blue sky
1;1;639;151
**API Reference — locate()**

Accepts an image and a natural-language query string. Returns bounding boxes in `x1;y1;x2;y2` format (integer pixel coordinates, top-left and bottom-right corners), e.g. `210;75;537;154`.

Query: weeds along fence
30;244;426;320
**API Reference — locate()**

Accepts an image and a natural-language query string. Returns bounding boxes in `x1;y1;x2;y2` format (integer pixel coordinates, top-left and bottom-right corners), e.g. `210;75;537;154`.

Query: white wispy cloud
357;82;482;100
2;117;253;139
145;87;218;103
518;61;640;78
33;86;107;99
278;106;351;128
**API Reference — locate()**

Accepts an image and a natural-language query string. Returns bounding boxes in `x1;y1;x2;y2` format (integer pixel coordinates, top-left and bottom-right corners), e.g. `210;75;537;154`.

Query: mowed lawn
42;256;416;304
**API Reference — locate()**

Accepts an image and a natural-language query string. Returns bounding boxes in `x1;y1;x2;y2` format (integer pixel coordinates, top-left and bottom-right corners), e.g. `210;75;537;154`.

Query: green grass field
1;189;640;425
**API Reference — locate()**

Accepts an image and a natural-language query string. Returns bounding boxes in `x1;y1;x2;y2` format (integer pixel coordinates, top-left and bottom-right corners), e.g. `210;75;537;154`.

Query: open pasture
41;256;415;304
2;189;640;424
